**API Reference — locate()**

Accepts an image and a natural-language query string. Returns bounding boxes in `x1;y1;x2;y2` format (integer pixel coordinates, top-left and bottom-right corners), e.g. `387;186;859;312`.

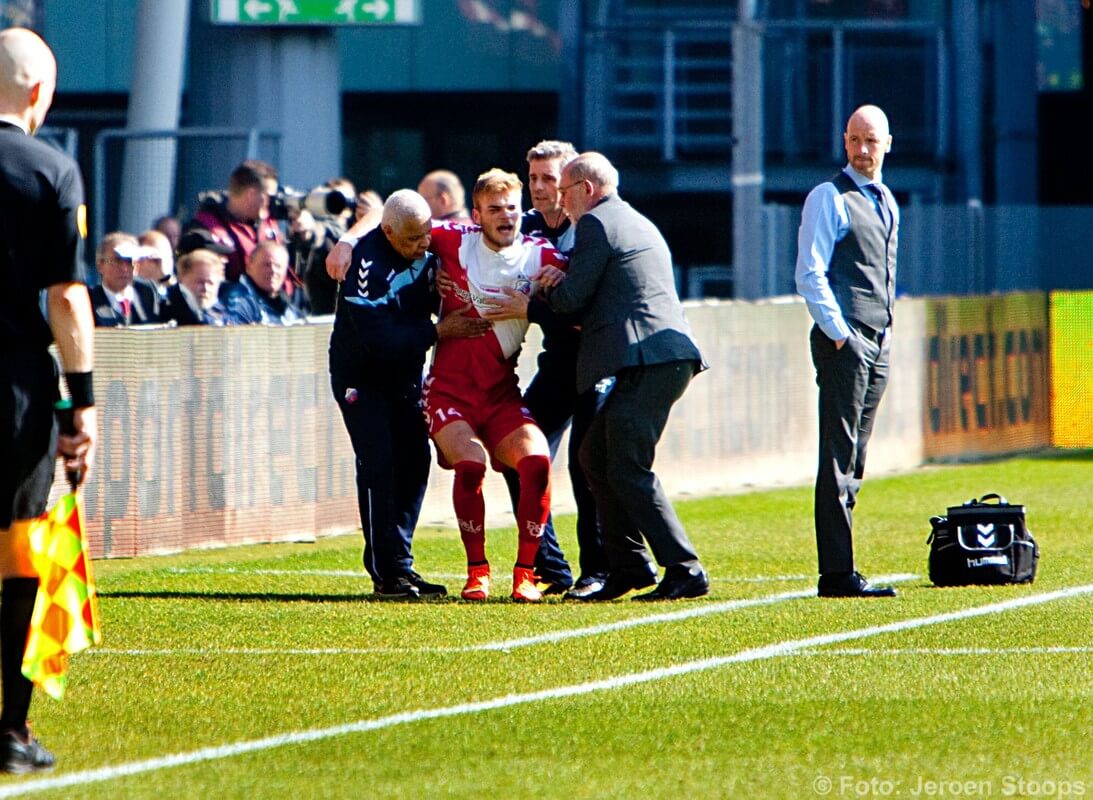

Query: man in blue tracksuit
329;190;488;598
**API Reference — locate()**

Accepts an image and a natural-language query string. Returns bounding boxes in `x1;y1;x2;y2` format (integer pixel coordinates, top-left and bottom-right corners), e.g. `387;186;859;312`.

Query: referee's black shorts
1;352;60;529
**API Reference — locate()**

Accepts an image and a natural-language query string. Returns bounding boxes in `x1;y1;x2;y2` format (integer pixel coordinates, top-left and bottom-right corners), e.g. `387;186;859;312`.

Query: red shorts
422;374;537;470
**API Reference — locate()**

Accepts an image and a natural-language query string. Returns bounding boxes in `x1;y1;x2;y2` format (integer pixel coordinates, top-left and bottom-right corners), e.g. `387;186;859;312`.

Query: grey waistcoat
828;171;897;333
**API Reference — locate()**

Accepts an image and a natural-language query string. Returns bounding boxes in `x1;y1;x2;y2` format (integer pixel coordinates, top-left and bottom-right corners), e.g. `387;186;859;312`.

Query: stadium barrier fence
47;291;1084;559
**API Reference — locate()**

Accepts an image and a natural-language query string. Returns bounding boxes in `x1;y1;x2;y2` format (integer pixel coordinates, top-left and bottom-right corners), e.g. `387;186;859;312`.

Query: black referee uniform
1;114;86;771
0;120;85;529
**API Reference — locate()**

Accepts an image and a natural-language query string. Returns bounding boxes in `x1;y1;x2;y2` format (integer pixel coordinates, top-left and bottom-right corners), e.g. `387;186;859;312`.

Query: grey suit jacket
547;194;703;393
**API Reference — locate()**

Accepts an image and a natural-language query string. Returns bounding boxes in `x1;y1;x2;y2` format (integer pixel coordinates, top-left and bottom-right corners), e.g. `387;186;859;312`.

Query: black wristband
64;371;95;408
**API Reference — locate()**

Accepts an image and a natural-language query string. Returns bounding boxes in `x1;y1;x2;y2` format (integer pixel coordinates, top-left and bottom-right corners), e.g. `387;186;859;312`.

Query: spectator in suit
221;240;300;325
89;232;161;327
162;249;230;327
546;152;709;602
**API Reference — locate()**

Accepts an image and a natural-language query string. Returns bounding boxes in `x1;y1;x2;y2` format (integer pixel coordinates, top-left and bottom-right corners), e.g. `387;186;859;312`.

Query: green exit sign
211;0;421;25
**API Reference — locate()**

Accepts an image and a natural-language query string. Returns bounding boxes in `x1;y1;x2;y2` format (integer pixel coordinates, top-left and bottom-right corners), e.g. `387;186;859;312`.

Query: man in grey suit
795;104;898;598
546;152;709;602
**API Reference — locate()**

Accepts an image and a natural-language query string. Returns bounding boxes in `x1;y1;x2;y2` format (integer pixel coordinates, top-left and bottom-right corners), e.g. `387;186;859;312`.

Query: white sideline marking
5;583;1090;798
798;646;1093;657
84;574;919;658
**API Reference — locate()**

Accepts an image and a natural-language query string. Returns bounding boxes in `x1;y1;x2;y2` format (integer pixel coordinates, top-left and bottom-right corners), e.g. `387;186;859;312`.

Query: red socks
515;455;551;567
453;456;551;568
453;461;487;564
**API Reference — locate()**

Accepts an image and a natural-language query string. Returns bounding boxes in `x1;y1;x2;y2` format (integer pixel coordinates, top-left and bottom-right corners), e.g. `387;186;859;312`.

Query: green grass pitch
7;452;1092;799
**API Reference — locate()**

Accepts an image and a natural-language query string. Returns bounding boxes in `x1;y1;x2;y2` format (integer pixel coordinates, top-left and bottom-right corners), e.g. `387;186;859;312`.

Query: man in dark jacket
162;249;231;327
329;190;488;598
221;241;300;325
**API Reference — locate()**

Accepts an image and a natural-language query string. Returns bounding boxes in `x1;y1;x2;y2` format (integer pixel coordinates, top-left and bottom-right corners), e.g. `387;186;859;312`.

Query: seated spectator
162;249;231;327
187;161;283;282
136;229;176;298
152;214;182;252
88;232;162;327
221;241;301;325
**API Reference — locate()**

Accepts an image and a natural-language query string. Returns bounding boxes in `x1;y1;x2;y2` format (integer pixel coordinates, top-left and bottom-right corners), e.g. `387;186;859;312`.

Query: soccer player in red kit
423;169;567;602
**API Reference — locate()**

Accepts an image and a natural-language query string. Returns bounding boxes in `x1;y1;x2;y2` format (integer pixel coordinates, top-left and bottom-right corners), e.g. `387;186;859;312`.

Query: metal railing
583;17;945;165
584;21;733;161
755;202;1093;300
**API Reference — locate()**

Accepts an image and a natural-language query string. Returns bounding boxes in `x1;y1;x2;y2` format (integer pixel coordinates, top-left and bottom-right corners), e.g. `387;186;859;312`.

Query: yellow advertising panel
924;293;1051;459
1050;291;1093;447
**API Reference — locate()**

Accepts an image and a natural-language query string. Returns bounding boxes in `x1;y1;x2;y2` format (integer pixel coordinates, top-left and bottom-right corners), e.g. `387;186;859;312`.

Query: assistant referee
0;27;96;774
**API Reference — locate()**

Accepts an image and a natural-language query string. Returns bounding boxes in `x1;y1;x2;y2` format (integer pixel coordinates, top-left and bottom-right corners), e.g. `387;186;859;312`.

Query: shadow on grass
98;590;557;605
927;447;1093;466
98;590;424;603
1030;448;1093;463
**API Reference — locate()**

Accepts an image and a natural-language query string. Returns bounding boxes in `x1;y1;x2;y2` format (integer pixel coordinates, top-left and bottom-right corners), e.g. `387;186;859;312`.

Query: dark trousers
332;376;430;584
579;360;700;571
809;324;890;575
503;367;609;582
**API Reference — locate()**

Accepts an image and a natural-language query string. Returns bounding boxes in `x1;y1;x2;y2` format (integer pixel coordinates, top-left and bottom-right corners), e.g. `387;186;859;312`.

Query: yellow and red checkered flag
21;492;102;700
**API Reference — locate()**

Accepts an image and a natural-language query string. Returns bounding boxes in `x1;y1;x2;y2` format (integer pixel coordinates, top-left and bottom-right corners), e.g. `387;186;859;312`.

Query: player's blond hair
472;168;523;208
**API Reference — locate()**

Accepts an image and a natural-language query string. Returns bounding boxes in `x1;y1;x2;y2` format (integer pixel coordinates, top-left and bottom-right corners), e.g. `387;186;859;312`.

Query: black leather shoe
817;571;897;598
563;575;606;599
633;563;709;601
374;575;421;600
567;566;657;601
405;571;447;598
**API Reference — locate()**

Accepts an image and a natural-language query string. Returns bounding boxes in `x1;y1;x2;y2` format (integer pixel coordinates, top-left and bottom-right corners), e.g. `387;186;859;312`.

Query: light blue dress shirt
794;164;891;342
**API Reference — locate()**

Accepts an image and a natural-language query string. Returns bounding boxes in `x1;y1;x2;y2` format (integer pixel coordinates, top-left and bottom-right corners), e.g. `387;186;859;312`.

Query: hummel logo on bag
976;523;996;547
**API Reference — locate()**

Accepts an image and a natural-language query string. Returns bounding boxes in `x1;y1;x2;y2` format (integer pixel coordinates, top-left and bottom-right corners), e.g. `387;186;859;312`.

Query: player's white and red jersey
427;221;567;395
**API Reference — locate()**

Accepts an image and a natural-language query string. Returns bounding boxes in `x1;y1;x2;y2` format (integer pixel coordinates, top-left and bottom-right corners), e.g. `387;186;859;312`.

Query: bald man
1;27;95;772
417;169;471;224
329;190;489;599
795;104;900;599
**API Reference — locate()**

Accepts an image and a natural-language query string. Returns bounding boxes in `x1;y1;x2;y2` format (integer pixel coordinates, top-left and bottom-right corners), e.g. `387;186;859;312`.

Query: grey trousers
579;360;701;571
810;323;891;575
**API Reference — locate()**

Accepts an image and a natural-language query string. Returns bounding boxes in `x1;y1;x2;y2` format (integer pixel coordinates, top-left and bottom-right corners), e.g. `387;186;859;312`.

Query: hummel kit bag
927;494;1039;586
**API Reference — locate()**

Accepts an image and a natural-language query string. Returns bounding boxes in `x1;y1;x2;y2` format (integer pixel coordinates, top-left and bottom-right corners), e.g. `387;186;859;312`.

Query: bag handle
967;493;1008;506
927;515;947;543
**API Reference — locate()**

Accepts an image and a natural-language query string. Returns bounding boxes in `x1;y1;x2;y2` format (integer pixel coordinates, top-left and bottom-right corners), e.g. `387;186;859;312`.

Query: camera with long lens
268;186;356;221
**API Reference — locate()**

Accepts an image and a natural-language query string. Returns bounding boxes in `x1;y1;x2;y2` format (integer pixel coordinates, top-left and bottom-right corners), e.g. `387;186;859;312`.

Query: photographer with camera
282;177;364;316
186;160;284;283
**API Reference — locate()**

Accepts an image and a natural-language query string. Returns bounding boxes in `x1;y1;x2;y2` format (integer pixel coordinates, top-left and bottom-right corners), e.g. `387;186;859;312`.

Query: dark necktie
118;296;131;322
866;183;890;231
